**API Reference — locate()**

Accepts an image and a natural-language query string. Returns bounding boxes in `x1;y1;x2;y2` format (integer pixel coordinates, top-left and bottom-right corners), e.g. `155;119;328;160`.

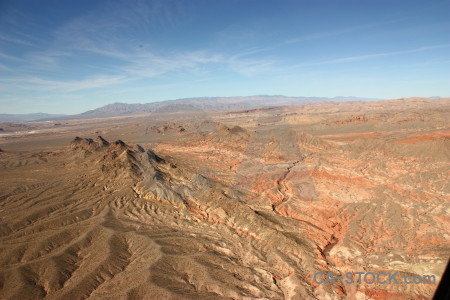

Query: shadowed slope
0;137;341;299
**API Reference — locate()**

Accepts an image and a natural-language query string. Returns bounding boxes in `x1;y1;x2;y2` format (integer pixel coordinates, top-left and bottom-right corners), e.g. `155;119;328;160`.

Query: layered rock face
0;136;341;299
0;98;448;299
150;99;449;299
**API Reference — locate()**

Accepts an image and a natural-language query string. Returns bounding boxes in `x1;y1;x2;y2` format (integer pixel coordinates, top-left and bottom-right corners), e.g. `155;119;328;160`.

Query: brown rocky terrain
0;98;449;299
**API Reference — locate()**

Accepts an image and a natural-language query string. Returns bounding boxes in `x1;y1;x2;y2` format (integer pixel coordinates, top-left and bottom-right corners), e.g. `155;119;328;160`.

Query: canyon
0;98;448;299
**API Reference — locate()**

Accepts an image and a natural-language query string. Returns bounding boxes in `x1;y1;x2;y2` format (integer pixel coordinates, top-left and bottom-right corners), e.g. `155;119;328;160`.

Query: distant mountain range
75;96;380;119
0;113;67;122
1;96;380;122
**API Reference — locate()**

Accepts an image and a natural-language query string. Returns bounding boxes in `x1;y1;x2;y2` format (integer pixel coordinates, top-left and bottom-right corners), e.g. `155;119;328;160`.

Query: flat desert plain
0;98;449;299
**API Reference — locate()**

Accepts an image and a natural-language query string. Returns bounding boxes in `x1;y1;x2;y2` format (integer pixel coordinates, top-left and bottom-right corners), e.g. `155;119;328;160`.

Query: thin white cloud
111;49;223;78
21;50;72;71
285;20;400;44
229;47;274;60
231;61;275;76
0;63;12;71
292;44;450;68
0;0;269;82
71;41;274;78
225;47;278;76
41;0;276;79
0;52;25;62
0;34;35;47
0;75;127;93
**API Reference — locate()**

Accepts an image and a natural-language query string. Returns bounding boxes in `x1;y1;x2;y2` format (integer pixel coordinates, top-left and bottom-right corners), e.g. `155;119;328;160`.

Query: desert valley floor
0;98;449;299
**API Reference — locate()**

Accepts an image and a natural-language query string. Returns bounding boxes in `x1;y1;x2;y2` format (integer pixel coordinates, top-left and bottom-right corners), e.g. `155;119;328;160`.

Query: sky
0;0;449;114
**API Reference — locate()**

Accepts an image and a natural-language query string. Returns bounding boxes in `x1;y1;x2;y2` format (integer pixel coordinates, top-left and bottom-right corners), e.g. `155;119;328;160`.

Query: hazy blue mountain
0;113;66;122
74;96;381;119
1;96;382;122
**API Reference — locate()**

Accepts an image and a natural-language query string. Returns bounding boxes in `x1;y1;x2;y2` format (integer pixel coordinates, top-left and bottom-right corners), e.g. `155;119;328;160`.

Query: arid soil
0;98;449;299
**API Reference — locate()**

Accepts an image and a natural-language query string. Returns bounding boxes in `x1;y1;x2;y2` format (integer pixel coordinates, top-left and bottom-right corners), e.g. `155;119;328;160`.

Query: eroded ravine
0;137;341;299
273;160;300;212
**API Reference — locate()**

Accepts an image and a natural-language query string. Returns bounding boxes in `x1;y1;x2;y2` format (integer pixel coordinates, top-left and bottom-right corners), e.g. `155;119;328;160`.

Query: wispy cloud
292;44;450;68
24;50;72;70
399;78;450;85
0;0;273;82
285;20;400;44
88;49;224;78
0;49;73;73
0;52;25;62
0;63;12;71
0;34;35;47
57;28;275;78
0;75;127;93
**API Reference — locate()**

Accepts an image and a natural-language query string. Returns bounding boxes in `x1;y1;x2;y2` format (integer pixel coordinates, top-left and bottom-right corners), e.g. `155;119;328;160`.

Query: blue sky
1;0;449;114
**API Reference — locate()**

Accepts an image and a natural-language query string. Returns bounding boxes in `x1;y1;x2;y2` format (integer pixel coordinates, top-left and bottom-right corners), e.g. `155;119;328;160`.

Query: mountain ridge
79;96;381;118
0;96;381;122
0;113;67;122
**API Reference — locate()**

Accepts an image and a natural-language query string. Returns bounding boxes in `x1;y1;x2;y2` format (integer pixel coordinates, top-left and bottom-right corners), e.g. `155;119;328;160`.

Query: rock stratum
0;97;449;299
0;136;331;299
